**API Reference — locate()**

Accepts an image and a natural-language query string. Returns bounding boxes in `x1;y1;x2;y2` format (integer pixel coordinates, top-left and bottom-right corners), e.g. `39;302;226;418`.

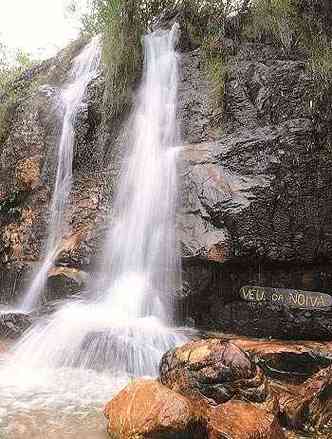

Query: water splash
18;37;101;312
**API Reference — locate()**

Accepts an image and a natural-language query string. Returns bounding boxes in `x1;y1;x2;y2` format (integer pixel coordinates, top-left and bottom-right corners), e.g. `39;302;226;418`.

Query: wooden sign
239;286;332;309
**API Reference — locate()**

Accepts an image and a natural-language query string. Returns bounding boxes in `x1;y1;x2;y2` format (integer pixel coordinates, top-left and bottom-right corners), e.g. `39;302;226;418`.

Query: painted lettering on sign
239;286;332;309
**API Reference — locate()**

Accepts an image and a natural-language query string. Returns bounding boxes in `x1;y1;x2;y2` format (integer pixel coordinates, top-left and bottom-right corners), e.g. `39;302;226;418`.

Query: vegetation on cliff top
244;0;331;77
244;0;332;147
81;0;244;125
0;43;34;145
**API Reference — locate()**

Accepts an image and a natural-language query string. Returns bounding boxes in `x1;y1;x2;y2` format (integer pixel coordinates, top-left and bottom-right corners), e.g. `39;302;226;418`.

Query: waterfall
18;37;101;312
6;24;184;383
100;23;181;320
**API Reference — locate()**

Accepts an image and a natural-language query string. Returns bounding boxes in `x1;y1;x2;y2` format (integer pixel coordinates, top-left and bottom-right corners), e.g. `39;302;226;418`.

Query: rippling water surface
0;350;128;438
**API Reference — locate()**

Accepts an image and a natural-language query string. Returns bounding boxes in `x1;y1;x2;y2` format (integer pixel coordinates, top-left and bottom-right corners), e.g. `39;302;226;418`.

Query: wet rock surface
104;379;202;439
207;400;286;439
159;339;269;404
229;337;332;381
179;43;332;267
103;336;332;438
44;266;90;302
0;43;111;304
0;311;32;338
178;31;332;327
273;366;332;431
209;300;332;341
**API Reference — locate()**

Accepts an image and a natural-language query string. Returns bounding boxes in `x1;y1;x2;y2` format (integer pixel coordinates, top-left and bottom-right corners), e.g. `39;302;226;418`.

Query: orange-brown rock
207;400;286;439
229;337;332;381
15;157;41;191
2;207;37;260
104;379;202;439
277;366;332;431
159;339;269;405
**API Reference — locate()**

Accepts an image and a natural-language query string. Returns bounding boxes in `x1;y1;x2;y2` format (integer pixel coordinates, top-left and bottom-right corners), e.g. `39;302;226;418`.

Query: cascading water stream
100;23;181;320
18;37;101;312
0;25;186;436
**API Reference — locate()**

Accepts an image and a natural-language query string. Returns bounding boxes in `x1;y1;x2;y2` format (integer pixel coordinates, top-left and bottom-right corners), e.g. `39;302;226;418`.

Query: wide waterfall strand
19;37;101;312
100;24;181;322
9;25;185;378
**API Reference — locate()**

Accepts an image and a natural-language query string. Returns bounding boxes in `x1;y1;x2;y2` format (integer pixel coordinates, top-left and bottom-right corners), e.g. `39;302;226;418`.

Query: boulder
207;400;286;439
0;311;32;338
230;337;332;381
277;366;332;431
159;339;269;405
104;379;202;439
45;266;90;301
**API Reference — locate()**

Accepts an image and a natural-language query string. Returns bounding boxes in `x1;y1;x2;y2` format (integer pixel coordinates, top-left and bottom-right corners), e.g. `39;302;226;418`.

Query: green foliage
309;41;332;84
0;190;21;217
207;56;226;113
243;0;332;68
243;0;298;52
195;3;230;122
241;0;332;150
0;43;35;145
81;0;237;123
82;1;145;121
243;0;332;126
200;31;227;123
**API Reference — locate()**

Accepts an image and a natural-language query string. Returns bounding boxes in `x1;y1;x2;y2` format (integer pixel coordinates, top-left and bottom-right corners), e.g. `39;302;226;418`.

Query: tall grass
243;0;332;74
82;0;235;123
242;0;299;52
243;0;332;148
82;0;144;121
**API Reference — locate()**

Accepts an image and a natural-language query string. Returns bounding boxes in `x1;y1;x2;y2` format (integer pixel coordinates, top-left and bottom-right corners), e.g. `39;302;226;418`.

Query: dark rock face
180;48;332;264
0;312;32;338
160;339;269;405
0;42;111;304
209;300;332;341
178;37;332;334
178;50;212;144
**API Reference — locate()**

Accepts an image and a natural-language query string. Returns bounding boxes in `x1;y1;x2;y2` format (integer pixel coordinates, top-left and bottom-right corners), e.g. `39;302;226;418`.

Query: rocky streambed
1;330;332;438
104;336;332;439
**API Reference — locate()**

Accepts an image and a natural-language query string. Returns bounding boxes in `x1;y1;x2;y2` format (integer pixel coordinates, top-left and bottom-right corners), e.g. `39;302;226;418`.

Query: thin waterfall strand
19;37;101;312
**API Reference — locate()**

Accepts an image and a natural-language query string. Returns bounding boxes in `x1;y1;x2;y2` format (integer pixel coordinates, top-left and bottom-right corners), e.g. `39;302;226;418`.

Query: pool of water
0;350;131;439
